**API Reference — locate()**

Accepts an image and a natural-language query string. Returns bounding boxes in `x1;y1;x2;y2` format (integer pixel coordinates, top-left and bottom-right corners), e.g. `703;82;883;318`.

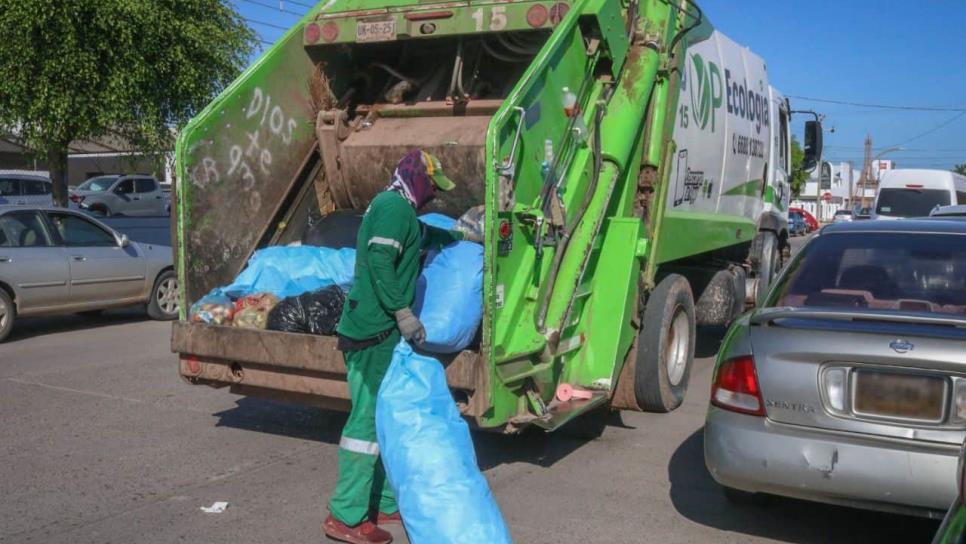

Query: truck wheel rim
157;278;179;315
666;307;690;386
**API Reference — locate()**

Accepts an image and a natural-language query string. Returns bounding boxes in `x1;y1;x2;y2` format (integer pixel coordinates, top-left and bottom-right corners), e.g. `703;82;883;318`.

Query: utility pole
859;134;873;209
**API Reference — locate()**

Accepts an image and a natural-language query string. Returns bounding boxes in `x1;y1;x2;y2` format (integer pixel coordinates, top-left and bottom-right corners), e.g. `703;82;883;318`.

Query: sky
234;0;966;170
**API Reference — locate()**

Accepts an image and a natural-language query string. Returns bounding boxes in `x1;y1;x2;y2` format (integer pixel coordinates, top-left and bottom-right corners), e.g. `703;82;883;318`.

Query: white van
873;169;966;219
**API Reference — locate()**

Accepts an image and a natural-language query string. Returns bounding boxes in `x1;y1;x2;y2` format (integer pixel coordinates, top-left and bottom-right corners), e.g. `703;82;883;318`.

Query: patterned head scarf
387;149;455;209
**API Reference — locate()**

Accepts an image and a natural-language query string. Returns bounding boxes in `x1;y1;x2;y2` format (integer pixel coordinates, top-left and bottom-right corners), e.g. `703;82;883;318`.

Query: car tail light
711;355;766;416
69;194;84;204
526;4;548;27
304;22;322;44
321;21;340;43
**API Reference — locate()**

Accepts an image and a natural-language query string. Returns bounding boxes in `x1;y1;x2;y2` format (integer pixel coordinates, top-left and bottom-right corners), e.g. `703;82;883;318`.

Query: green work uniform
329;190;460;526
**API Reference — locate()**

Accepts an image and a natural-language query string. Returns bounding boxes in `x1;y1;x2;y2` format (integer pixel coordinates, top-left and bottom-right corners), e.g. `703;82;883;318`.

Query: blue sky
235;0;966;170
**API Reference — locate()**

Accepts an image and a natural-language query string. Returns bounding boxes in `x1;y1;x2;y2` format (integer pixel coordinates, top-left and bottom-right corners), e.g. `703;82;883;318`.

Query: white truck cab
873;169;966;219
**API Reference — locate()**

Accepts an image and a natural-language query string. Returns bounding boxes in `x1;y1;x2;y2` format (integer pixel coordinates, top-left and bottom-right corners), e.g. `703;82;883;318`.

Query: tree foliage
953;164;966;176
789;135;809;196
0;0;255;204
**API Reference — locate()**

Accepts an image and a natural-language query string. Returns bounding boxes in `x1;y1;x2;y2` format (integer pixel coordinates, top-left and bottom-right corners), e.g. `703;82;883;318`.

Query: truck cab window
114;179;135;194
135;179;157;193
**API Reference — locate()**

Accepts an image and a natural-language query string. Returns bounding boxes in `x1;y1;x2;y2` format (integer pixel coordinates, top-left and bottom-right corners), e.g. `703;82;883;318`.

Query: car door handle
0;256;11;263
70;255;87;262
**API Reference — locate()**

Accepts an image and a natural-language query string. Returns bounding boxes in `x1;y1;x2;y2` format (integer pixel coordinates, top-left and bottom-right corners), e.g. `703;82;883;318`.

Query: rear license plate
356;19;396;43
853;370;945;422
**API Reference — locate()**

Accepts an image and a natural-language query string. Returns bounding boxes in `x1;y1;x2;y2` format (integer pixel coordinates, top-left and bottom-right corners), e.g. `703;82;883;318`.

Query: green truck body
172;0;813;433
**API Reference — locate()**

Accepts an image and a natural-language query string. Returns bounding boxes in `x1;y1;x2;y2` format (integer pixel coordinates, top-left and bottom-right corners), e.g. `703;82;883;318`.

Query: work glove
456;228;484;244
395;307;426;344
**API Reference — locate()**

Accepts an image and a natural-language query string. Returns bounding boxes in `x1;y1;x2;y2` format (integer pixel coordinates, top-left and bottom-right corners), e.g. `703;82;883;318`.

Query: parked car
789;206;819;232
832;209;853;223
933;439;966;544
0;171;54;208
0;207;177;342
70;175;169;217
932;205;966;218
788;211;807;236
705;219;966;518
873;169;966;220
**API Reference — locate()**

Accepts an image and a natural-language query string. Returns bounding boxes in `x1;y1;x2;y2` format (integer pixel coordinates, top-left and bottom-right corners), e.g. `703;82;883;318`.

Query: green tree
952;164;966;176
0;0;255;205
790;135;809;196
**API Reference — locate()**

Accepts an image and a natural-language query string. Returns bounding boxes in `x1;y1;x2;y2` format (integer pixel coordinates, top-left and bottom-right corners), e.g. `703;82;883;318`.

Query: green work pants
329;331;399;526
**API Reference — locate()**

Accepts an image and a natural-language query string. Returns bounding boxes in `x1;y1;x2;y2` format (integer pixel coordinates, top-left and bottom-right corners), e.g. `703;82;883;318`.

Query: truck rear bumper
171;321;490;417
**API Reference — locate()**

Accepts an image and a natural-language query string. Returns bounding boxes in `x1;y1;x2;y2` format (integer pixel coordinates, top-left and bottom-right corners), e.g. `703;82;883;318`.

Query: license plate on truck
853;370;945;422
356;18;396;42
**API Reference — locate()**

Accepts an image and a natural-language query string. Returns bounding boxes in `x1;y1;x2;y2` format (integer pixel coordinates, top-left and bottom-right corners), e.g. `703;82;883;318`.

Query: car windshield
769;232;966;315
77;176;117;192
876;188;951;217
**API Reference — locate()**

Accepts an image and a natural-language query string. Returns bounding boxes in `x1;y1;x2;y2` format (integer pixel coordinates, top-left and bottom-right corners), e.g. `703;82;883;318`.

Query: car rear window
876;188;951;217
22;180;50;195
0;179;19;197
770;232;966;315
135;179;157;193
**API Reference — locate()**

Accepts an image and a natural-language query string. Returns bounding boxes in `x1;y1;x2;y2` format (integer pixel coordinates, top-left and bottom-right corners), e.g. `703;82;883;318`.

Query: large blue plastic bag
413;241;483;353
221;246;355;299
376;341;512;544
418;213;456;230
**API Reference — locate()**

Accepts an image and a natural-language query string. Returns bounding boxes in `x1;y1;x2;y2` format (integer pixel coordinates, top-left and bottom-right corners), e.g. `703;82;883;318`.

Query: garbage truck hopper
172;0;819;433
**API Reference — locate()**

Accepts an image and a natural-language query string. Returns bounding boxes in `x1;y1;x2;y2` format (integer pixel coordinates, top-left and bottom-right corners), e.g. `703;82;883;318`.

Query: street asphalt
0;233;941;543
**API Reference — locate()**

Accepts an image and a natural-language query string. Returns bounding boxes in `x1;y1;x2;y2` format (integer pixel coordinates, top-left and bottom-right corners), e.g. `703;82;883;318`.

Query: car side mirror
118;234;129;248
802;120;823;172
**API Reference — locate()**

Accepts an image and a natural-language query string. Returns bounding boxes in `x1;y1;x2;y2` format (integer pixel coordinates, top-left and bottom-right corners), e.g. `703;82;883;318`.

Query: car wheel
0;289;14;342
147;270;179;321
635;274;696;413
755;231;780;305
90;205;111;217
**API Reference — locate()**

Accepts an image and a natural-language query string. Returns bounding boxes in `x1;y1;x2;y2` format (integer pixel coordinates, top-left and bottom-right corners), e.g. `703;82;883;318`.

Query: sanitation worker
323;149;477;544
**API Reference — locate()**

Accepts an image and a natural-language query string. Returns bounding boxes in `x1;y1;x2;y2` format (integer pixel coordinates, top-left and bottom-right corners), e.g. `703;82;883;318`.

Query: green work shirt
337;191;461;340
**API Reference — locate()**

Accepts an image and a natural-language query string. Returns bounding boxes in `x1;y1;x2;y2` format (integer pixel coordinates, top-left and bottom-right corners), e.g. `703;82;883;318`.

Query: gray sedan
0;207;177;342
705;219;966;518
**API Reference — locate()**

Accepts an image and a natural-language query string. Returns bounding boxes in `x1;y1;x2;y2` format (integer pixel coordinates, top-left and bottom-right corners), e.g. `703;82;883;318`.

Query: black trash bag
303;211;363;249
267;285;346;335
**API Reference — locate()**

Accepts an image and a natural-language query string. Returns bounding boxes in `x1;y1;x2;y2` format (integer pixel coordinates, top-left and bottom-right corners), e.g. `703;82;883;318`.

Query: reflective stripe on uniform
368;236;402;252
339;436;380;456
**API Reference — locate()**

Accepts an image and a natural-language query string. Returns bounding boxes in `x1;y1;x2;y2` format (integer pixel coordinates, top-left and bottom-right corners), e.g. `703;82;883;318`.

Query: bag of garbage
303;211;364;249
417;213;456;230
266;285;346;336
232;293;280;330
454;205;485;241
221;246;356;299
376;341;512;544
189;292;235;325
413;240;484;353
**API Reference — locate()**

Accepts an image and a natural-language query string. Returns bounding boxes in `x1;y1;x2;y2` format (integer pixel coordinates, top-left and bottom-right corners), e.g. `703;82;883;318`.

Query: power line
235;0;307;15
790;95;966;112
887;111;966;148
244;16;290;31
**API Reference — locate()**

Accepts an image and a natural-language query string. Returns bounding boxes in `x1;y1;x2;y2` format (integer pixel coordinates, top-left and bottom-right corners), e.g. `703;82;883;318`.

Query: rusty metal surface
611;333;642;411
335;116;489;216
173;322;485;392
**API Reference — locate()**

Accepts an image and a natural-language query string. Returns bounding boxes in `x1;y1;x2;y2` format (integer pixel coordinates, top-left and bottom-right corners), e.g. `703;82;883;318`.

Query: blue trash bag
412;241;483;353
418;213;456;230
220;246;356;299
376;341;512;544
188;292;234;325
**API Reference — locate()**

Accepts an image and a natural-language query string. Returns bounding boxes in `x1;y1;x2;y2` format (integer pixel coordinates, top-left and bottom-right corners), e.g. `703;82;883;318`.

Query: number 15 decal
471;6;508;32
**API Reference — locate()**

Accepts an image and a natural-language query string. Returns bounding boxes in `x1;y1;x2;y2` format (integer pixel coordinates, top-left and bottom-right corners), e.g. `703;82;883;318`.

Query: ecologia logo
688;53;723;132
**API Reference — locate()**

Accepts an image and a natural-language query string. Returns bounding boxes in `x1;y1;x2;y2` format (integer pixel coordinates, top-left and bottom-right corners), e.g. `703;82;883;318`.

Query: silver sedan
704;219;966;518
0;207;177;342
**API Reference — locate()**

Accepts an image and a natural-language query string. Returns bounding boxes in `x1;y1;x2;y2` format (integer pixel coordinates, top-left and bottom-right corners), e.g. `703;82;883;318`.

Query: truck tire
755;231;780;305
0;288;14;343
147;270;179;321
635;274;696;413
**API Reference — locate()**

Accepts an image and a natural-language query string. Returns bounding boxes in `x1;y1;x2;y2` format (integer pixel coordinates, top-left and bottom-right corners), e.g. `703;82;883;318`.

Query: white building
792;161;855;221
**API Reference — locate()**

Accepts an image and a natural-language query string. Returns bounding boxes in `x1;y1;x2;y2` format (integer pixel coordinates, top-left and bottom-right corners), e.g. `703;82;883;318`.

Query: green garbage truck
171;0;821;433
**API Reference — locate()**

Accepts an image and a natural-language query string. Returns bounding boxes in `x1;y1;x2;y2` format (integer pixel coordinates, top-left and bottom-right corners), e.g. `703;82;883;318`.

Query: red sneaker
322;515;393;544
374;511;402;526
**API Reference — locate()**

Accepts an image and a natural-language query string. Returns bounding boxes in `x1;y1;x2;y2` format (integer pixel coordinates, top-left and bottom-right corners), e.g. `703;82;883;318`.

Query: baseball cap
421;151;456;191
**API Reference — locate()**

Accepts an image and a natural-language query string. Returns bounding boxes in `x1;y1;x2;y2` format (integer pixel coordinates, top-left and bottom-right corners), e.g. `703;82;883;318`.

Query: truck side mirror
803;120;823;172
